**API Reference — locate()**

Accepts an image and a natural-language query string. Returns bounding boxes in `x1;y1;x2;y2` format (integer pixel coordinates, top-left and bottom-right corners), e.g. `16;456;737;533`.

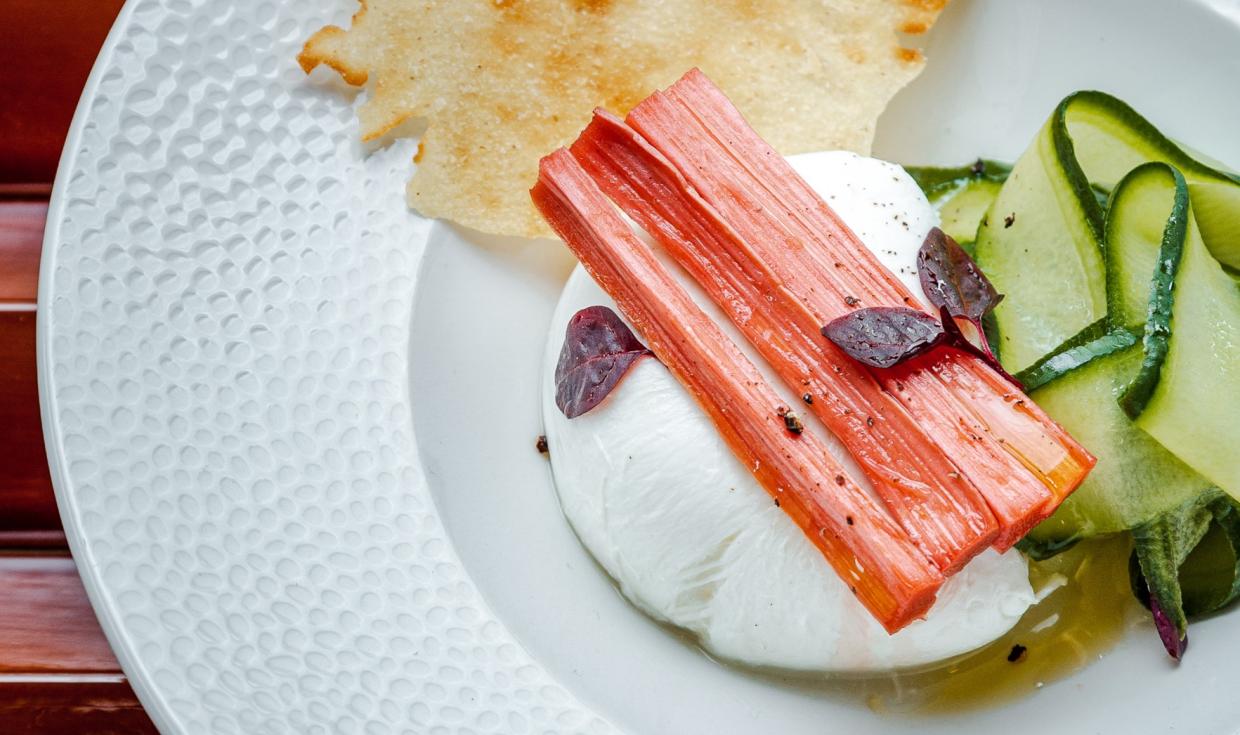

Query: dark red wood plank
0;307;57;533
0;677;156;735
0;3;155;729
0;556;121;674
0;0;128;184
0;556;156;732
0;531;68;550
0;200;46;303
0;195;54;533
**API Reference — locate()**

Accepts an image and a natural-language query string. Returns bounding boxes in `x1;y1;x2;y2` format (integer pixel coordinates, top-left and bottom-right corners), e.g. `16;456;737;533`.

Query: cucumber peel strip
908;93;1240;658
1054;93;1240;272
1103;163;1190;418
911;92;1240;497
1105;164;1240;498
971;99;1108;372
967;91;1240;373
1014;320;1136;393
1018;330;1207;551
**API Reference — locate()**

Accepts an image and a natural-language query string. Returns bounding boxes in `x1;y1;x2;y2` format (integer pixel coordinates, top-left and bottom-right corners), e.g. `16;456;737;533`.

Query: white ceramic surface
39;1;1240;734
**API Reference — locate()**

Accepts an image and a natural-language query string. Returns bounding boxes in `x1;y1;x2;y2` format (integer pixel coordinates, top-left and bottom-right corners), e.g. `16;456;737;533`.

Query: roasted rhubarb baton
622;70;1095;545
532;149;943;632
571;113;999;572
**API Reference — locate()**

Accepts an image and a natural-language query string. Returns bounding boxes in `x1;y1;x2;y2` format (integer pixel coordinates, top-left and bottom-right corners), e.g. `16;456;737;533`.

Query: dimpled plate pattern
38;1;613;733
43;1;1240;734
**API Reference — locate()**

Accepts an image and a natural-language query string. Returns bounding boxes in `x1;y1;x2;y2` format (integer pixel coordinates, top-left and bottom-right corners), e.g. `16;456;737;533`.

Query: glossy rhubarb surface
571;113;1000;572
532;149;944;631
625;70;1094;547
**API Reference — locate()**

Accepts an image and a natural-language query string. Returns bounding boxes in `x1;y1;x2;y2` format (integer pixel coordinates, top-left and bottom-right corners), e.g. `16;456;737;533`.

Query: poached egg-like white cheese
541;151;1035;673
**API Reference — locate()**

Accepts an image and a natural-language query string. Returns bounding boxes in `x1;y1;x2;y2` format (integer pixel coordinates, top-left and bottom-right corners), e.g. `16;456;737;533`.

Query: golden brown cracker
301;0;947;238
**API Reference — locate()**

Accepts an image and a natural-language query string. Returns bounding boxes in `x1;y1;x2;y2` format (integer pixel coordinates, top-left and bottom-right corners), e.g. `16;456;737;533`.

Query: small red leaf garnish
555;306;652;418
821;305;1024;387
821;307;945;369
938;306;1024;390
917;226;1010;370
918;227;1003;323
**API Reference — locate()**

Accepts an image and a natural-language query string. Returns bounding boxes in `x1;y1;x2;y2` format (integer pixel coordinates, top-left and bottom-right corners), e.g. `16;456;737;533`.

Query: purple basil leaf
555;306;652;418
918;228;1009;370
918;226;1004;323
939;306;1024;390
1150;596;1187;661
821;307;945;369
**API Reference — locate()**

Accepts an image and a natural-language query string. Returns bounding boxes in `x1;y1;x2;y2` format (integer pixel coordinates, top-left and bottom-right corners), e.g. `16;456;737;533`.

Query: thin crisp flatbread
300;0;947;238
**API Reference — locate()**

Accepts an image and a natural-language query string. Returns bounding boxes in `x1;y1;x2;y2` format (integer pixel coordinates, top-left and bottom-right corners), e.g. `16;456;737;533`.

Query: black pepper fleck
535;435;549;455
844;296;860;307
1007;644;1028;663
782;411;805;435
1004;212;1016;228
834;475;846;486
866;416;874;427
846;515;854;526
970;158;986;176
802;393;814;405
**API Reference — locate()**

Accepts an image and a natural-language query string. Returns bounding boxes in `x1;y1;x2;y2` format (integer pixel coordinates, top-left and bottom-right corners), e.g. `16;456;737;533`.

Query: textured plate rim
36;2;186;732
35;4;613;734
34;1;1240;734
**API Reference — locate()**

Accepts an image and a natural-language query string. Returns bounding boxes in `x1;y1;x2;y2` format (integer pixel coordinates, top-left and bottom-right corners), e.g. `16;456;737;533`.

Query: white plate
39;0;1240;733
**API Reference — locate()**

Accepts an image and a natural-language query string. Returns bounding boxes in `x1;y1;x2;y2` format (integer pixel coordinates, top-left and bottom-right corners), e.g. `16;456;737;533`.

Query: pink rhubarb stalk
532;149;943;632
571;114;1000;572
622;70;1095;546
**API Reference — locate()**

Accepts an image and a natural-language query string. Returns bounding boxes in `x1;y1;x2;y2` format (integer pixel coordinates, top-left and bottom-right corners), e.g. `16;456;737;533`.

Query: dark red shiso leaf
918;226;1004;323
918;227;1008;368
555;306;652;418
821;307;945;369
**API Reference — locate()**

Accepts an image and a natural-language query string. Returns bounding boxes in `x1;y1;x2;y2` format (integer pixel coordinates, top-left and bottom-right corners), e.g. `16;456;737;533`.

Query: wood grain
0;199;46;302
0;677;156;735
0;2;155;729
0;555;155;732
0;0;128;184
0;200;58;535
0;556;121;674
0;306;57;534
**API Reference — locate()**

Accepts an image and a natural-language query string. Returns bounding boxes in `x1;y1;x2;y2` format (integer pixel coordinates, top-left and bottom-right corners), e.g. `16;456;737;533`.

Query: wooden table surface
1;1;159;732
